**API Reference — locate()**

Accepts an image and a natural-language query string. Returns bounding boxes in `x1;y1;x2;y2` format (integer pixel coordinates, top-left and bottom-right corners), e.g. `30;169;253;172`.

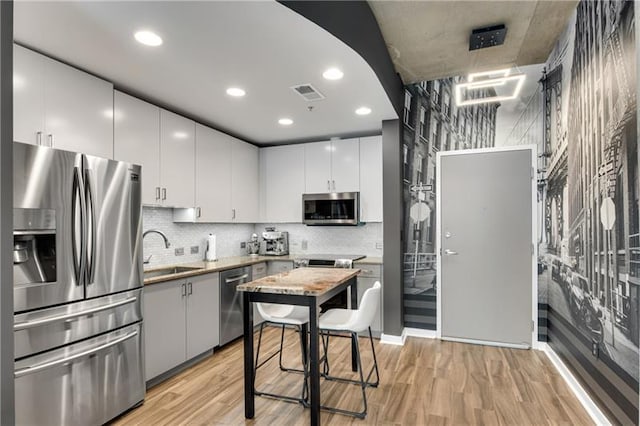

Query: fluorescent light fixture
173;131;188;139
355;106;372;115
322;68;344;80
134;30;163;47
454;73;526;107
226;87;246;97
278;118;293;126
467;68;510;82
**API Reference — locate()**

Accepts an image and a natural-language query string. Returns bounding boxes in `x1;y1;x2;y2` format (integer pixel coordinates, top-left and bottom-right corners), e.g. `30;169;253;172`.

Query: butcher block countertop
237;267;360;296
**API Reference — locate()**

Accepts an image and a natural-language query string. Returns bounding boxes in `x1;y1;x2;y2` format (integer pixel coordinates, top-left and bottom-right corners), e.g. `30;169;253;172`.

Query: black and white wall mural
402;0;638;423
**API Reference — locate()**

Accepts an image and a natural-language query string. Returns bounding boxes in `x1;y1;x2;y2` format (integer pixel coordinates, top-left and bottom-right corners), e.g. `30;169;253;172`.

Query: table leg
308;297;320;426
243;292;255;419
350;277;358;372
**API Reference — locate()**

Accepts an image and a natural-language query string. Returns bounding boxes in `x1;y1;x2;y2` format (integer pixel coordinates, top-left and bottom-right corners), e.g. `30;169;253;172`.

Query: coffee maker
259;228;289;256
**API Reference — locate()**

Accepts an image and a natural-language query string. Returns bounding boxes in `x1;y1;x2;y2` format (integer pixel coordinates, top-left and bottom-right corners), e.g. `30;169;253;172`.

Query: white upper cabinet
304;141;333;193
259;144;305;223
114;91;161;205
14;45;114;159
195;124;232;222
304;138;360;193
331;138;360;192
13;45;46;146
231;139;259;222
160;109;195;208
359;136;383;222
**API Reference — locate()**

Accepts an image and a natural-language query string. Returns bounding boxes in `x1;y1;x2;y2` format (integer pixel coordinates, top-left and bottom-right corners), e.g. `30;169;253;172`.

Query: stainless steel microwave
302;192;359;225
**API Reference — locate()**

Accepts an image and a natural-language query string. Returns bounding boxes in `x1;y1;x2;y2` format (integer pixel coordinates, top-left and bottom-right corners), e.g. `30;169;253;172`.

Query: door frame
435;145;539;349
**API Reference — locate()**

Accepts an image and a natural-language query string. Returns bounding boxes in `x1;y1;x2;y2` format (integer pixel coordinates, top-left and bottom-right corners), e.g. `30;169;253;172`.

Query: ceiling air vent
291;84;325;101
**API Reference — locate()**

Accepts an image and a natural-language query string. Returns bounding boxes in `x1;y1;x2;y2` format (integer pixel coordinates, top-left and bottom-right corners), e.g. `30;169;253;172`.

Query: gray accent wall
0;1;14;423
383;119;404;336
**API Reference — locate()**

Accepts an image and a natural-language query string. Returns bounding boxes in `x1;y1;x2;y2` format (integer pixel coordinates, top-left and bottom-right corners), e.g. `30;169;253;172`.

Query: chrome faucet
142;230;171;264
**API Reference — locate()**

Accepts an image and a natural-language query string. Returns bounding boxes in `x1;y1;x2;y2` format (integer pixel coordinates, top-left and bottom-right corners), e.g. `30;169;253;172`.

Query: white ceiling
369;0;578;83
14;1;398;145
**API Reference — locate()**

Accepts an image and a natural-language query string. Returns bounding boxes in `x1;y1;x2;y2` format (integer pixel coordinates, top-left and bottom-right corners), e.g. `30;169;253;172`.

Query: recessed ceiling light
278;118;294;126
355;107;372;116
226;87;246;97
134;30;163;47
322;68;344;80
173;131;188;139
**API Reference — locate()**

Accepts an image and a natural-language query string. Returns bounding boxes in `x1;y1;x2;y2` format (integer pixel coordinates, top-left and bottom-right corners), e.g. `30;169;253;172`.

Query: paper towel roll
205;234;217;261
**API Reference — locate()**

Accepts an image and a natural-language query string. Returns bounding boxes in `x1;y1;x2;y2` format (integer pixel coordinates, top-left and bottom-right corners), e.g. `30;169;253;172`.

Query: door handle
47;134;54;147
181;283;186;297
327;180;330;190
155;187;161;201
14;330;138;378
196;207;201;218
232;208;236;220
187;282;193;295
444;249;458;256
332;180;336;191
161;188;167;201
84;168;96;285
225;273;248;283
36;131;43;146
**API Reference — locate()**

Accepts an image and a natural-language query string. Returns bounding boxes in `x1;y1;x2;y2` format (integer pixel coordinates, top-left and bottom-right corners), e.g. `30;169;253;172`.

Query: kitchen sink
144;266;203;280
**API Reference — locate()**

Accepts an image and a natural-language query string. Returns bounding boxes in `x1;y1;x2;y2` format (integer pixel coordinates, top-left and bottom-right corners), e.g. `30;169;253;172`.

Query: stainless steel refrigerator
12;142;145;425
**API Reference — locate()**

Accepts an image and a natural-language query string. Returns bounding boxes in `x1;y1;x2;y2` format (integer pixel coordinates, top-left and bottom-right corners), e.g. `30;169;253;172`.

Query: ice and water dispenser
13;209;57;289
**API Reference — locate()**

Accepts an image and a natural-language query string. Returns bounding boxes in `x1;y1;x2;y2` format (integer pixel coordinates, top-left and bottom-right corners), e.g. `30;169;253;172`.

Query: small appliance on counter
246;233;260;256
205;233;217;262
259;227;289;256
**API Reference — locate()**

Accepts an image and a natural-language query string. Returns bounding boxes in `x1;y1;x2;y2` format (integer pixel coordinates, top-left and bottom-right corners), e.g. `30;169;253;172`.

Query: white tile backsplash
143;207;255;267
255;223;383;256
143;207;383;267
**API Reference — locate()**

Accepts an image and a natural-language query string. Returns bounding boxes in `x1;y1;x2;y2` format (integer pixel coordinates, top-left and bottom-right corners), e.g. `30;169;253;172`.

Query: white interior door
437;147;536;348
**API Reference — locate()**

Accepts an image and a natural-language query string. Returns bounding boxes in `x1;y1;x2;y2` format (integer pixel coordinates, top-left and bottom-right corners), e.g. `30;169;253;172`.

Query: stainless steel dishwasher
219;266;252;345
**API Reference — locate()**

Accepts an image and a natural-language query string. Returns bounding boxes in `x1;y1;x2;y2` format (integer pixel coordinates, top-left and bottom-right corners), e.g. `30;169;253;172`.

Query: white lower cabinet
144;273;219;382
356;264;383;335
252;262;267;325
267;260;294;276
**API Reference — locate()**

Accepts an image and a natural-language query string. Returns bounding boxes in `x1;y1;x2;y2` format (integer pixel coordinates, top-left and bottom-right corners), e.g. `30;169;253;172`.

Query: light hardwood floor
115;327;594;425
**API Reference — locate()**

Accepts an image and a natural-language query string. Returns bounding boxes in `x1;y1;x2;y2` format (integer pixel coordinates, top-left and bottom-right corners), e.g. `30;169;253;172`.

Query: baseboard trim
540;343;611;426
380;329;406;345
404;327;437;339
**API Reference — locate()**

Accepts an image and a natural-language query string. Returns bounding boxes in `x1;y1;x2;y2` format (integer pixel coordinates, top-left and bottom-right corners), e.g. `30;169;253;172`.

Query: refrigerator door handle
13;296;138;331
14;330;139;378
84;168;97;285
72;166;87;286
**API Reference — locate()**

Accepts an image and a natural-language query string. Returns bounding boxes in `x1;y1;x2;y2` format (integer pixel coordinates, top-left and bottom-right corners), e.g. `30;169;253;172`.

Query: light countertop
237;267;360;296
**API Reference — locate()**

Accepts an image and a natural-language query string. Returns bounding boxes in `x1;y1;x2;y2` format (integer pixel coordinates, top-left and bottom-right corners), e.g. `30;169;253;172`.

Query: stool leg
368;327;380;387
278;324;287;371
354;332;368;418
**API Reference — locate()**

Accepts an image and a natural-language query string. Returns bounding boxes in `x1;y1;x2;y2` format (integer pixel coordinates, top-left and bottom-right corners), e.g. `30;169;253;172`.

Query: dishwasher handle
224;273;249;284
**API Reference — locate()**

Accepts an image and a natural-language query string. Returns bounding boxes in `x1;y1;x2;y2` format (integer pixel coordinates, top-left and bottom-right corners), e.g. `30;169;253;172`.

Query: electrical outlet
375;242;383;249
190;246;199;254
240;242;246;249
301;240;308;250
175;247;184;256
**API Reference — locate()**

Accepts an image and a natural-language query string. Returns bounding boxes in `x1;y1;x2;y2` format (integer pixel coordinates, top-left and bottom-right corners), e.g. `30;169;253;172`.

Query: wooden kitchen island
237;267;360;426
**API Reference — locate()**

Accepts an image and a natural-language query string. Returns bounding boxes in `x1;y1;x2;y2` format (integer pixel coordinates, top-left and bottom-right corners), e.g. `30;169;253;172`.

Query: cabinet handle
161;188;167;201
196;207;201;218
232;208;236;219
47;134;54;148
332;180;336;191
187;282;193;295
36;131;43;146
327;180;330;190
181;283;186;297
155;187;161;201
